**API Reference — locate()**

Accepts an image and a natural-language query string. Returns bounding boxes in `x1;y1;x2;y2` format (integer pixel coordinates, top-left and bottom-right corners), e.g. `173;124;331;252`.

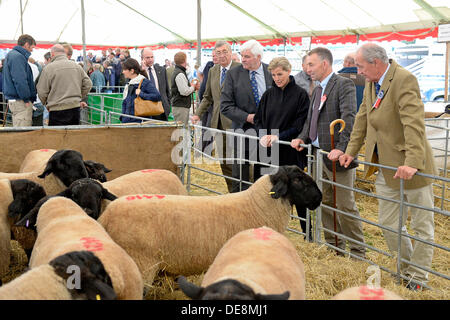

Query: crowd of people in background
0;34;437;291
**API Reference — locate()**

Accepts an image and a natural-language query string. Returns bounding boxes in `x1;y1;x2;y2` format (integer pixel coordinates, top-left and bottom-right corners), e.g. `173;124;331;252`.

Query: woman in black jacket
254;56;311;240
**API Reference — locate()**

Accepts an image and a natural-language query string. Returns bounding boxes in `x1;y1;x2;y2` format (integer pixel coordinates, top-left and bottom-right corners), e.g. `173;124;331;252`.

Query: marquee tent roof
0;0;449;49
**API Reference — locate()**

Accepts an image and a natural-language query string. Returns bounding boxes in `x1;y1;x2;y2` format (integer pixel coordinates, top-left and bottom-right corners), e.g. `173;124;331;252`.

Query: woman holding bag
120;58;161;123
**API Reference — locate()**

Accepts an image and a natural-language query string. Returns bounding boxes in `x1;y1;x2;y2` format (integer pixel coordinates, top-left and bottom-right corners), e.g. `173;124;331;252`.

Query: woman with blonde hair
254;56;311;240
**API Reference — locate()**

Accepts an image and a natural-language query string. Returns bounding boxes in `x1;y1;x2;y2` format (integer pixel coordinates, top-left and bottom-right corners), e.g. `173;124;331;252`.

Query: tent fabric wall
0;0;448;48
0;126;180;179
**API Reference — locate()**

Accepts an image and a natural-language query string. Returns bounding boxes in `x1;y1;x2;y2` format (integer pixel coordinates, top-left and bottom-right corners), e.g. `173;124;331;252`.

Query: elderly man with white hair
37;44;92;126
220;39;272;192
339;43;436;291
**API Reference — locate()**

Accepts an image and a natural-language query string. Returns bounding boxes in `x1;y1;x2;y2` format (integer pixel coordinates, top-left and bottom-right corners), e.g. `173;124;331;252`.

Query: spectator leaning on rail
120;58;161;124
36;44;92;126
339;43;436;291
2;34;37;127
290;47;366;259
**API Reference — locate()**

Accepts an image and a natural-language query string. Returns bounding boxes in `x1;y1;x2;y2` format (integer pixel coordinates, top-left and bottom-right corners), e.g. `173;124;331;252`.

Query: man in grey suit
220;39;272;192
141;47;171;121
191;41;240;193
291;47;365;258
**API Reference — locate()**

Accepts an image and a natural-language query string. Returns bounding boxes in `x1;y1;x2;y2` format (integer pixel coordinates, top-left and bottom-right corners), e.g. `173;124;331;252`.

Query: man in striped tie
220;39;272;192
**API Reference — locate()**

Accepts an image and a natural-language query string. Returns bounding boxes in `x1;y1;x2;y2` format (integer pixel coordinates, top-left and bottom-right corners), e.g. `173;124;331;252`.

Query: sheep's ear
102;188;117;201
38;161;53;179
15;207;38;228
255;291;290;300
269;167;289;199
102;165;112;173
177;276;204;300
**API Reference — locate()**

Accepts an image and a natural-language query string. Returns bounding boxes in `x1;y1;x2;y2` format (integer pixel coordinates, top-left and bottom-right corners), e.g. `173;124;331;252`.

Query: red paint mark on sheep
39;149;50;152
358;286;385;300
126;195;166;201
254;228;272;240
141;169;160;173
80;237;104;252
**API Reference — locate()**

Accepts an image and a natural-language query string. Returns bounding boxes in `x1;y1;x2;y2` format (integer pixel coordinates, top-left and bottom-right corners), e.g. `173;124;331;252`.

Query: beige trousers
375;171;435;283
172;106;190;126
9;100;32;127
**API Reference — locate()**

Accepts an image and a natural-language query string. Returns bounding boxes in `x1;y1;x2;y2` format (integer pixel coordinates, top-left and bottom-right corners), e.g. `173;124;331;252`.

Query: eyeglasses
215;50;229;56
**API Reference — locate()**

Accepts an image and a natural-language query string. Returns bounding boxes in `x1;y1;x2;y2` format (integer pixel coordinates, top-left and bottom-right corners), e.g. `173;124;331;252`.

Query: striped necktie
250;71;260;106
375;83;381;96
220;67;227;86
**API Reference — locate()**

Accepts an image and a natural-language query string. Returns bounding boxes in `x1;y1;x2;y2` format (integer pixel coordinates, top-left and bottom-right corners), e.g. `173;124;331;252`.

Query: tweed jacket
220;63;272;130
195;61;241;130
345;59;436;189
144;64;171;119
298;72;357;171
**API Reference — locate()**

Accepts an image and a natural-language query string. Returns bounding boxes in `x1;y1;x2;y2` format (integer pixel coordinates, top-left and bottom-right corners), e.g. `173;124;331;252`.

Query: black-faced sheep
178;226;305;300
29;197;143;300
0;250;117;300
0;149;89;195
0;178;46;280
98;165;322;286
20;148;112;182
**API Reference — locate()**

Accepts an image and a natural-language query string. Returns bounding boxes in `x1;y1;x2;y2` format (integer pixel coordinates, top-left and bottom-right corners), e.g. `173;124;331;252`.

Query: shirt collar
320;71;334;90
378;63;390;87
250;62;264;75
221;60;232;72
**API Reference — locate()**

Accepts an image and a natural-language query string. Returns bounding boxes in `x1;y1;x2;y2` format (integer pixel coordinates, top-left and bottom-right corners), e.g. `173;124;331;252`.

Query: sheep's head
38;149;89;187
269;165;322;210
57;178;117;219
8;179;47;223
177;276;290;300
15;195;52;231
84;160;112;183
49;250;117;300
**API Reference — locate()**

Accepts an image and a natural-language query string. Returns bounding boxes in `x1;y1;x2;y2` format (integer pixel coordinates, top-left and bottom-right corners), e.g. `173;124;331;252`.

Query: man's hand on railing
328;149;343;162
260;135;278;147
80;101;88;109
339;153;354;168
393;165;417;180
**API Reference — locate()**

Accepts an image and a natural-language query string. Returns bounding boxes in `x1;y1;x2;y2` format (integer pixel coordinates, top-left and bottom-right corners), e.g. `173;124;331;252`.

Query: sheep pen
4;161;449;300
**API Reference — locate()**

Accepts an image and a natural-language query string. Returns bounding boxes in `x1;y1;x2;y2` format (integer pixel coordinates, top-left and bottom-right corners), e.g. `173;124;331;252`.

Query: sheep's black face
84;160;111;183
60;178;117;219
8;179;47;222
269;165;322;211
15;195;53;231
49;250;117;300
38;150;89;187
178;277;289;300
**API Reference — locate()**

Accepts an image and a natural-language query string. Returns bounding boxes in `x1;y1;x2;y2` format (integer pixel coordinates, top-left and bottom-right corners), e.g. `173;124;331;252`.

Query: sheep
0;149;89;196
0;178;46;280
29;196;143;300
11;178;117;261
99;168;188;213
178;226;305;300
98;165;322;286
20;148;112;182
331;285;404;300
0;250;117;300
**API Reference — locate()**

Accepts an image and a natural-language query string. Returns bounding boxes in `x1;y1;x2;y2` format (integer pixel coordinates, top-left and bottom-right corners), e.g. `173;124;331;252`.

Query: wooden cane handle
330;119;345;135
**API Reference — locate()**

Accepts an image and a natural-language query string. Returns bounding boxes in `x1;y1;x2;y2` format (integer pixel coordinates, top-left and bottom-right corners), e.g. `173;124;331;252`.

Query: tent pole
197;0;202;67
445;42;449;102
19;0;24;34
80;0;87;71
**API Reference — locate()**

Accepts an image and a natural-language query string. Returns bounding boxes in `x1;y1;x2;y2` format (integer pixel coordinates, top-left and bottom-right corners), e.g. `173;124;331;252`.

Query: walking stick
2;103;9;127
329;119;345;252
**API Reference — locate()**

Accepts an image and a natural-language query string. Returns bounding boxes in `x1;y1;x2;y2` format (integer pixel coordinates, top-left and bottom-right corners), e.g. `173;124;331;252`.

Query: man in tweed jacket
291;47;365;258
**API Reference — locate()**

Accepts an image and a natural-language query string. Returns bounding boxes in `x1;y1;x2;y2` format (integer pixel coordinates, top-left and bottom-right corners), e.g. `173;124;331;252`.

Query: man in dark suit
291;47;365;258
191;41;241;192
220;39;272;192
141;47;171;121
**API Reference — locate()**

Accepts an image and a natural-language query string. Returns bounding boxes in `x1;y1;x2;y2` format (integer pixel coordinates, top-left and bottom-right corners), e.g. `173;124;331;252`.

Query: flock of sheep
0;148;403;300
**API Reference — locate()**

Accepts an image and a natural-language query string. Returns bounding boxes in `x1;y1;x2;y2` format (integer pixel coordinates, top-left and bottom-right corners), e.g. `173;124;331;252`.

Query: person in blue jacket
120;58;161;123
2;34;37;126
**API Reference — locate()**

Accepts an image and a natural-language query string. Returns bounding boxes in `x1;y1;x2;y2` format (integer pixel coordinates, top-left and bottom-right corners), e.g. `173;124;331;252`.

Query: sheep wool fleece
202;227;306;300
0;179;13;278
29;197;143;300
0;264;72;300
98;174;292;284
19;149;57;173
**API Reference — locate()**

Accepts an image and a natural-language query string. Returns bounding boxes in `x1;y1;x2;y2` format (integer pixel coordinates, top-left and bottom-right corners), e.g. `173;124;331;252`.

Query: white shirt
311;71;334;148
147;66;159;92
377;63;390;88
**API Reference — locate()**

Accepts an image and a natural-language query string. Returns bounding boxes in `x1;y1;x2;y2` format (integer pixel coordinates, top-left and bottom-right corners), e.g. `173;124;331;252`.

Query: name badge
373;90;384;109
